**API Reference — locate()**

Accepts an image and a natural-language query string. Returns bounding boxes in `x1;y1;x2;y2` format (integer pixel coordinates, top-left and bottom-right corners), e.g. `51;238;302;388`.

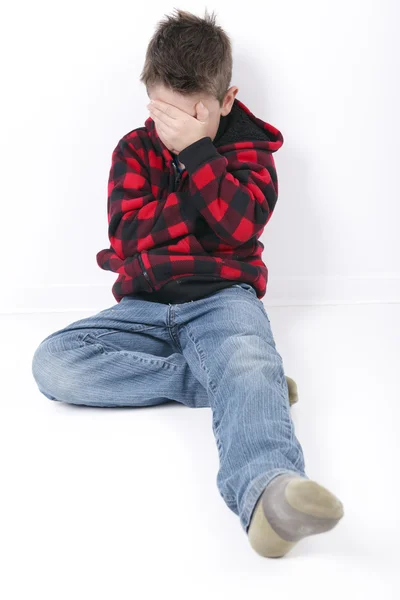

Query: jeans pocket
232;283;257;295
258;300;271;322
232;283;271;323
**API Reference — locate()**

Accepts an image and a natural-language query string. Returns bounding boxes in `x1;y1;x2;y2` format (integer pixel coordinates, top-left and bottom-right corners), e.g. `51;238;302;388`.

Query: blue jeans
31;282;308;533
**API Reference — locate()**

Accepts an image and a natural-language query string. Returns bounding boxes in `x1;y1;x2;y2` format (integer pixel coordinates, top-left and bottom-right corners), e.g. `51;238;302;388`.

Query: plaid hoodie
96;98;284;304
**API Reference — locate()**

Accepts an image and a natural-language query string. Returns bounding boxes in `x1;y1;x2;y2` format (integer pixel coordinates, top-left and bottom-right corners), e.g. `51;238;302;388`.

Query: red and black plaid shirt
96;98;284;303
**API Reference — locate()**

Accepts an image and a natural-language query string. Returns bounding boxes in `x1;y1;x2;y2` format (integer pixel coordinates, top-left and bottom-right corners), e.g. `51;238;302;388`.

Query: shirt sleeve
178;136;279;247
99;137;190;263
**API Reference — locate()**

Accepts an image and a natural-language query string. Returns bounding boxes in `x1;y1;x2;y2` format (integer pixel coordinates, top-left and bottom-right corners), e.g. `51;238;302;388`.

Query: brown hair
140;7;232;106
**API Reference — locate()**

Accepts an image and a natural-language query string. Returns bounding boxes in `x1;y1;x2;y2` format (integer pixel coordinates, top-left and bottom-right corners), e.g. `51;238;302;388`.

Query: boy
31;8;344;557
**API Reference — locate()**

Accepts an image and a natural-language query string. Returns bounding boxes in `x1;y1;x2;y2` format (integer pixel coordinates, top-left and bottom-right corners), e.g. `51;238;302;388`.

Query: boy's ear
221;86;239;116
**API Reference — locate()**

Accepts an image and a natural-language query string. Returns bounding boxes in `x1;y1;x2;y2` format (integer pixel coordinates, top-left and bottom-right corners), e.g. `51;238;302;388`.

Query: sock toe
285;478;344;520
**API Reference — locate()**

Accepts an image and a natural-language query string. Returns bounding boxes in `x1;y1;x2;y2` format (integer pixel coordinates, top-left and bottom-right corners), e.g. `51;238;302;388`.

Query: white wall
1;0;399;312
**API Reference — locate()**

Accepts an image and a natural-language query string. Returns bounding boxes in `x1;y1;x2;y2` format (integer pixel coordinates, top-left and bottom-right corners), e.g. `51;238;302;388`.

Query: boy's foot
286;376;298;406
247;473;344;557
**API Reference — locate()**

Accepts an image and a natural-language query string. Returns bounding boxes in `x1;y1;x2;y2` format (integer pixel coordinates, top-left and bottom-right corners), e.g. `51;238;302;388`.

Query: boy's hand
147;99;210;154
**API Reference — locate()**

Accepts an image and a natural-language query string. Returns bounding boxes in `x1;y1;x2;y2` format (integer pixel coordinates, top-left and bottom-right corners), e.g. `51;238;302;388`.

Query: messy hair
140;7;232;106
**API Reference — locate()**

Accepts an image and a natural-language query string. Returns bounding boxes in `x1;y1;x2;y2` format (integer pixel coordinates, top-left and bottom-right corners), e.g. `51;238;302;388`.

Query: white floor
1;303;399;600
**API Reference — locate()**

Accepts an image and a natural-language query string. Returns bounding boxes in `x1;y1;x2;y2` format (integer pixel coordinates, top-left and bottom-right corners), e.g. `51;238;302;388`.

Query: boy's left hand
147;99;210;154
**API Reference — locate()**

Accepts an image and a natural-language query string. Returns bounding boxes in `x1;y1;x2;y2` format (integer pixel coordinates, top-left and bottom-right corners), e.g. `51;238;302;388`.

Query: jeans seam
184;324;217;397
94;326;158;338
291;450;305;471
183;323;225;456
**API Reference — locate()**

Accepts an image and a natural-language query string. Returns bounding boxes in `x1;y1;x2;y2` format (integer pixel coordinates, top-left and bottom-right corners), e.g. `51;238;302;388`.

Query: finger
150;100;183;119
153;115;175;140
153;119;172;143
194;101;209;122
150;108;176;127
150;105;177;128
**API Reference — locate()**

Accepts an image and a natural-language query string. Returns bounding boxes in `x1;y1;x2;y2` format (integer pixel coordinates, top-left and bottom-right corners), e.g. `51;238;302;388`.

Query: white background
1;2;399;599
1;0;399;312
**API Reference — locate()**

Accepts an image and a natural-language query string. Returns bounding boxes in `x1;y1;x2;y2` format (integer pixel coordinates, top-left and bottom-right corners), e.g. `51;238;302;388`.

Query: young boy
31;8;344;557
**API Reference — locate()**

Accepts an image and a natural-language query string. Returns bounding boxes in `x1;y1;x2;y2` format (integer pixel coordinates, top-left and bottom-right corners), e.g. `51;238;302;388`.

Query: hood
144;97;284;162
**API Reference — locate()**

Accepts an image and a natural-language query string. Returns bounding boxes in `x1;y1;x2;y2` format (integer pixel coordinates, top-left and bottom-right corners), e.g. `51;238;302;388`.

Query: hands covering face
147;99;210;154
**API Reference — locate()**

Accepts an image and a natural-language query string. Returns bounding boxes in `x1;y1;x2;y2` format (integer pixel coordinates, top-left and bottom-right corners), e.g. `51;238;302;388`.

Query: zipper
172;160;185;191
175;171;182;189
137;252;154;290
137;158;184;290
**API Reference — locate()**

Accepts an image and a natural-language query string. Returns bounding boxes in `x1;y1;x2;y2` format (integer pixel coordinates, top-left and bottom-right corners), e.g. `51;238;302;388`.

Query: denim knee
32;339;55;395
31;336;78;401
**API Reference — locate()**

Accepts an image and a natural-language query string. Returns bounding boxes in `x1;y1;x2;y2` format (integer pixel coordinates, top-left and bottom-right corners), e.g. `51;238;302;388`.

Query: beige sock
247;473;344;558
